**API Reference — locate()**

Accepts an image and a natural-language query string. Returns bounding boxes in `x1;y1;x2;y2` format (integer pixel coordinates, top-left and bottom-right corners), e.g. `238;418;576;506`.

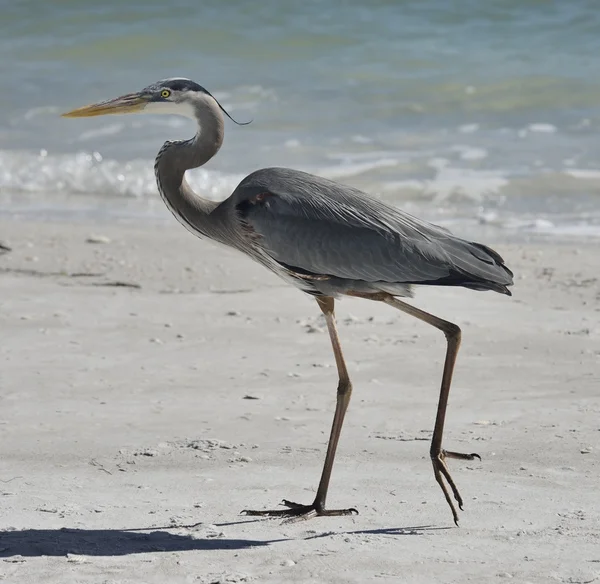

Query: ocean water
1;0;600;237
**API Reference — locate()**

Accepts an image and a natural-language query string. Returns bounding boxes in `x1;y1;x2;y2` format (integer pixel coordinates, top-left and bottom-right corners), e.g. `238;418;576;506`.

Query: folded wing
231;168;513;294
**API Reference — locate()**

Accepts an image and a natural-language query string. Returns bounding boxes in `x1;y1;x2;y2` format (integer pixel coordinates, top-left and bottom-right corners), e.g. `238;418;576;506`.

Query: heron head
61;78;209;119
62;77;247;124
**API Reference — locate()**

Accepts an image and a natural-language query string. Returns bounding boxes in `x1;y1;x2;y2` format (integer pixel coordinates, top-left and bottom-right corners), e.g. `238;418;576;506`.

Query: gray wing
231;167;513;293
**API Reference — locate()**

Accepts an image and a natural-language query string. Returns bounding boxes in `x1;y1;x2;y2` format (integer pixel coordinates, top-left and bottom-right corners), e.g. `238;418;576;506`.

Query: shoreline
2;201;599;251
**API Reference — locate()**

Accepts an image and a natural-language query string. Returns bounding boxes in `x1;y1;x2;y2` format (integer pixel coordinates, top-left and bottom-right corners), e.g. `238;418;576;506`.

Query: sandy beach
0;218;598;583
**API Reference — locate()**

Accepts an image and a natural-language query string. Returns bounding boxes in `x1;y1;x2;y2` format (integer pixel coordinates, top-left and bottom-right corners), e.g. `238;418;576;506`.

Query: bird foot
241;499;358;523
432;448;481;526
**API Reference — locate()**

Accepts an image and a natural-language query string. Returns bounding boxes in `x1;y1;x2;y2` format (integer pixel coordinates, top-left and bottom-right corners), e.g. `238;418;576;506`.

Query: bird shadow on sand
0;522;447;558
0;526;287;557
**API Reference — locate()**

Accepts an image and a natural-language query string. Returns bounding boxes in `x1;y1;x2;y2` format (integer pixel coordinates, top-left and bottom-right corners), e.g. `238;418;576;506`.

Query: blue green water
1;0;600;236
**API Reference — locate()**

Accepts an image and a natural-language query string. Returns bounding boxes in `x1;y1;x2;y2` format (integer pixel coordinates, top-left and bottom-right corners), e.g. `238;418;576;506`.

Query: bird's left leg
381;294;480;525
242;296;358;521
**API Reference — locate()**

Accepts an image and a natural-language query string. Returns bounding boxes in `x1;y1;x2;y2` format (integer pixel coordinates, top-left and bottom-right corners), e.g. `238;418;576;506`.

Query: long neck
154;95;226;242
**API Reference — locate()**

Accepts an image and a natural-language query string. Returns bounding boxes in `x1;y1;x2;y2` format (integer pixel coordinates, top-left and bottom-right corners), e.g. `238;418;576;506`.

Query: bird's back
226;167;514;298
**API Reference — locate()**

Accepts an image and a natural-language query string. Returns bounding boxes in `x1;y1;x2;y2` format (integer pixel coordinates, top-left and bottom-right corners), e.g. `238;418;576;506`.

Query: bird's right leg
241;296;358;522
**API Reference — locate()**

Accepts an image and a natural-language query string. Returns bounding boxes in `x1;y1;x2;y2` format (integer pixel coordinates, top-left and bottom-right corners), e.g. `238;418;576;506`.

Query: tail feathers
435;239;514;295
460;241;514;294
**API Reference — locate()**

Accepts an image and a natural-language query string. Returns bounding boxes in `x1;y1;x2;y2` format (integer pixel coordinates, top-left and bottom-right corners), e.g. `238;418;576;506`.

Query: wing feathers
233;168;513;293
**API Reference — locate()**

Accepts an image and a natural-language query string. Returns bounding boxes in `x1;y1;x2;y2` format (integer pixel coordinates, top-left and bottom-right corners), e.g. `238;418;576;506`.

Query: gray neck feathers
154;93;226;241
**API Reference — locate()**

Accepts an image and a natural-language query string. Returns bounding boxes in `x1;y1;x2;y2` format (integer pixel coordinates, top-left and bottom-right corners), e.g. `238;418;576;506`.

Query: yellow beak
62;93;149;118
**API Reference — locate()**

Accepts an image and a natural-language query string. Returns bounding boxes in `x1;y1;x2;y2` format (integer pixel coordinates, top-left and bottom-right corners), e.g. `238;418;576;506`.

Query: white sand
0;218;598;583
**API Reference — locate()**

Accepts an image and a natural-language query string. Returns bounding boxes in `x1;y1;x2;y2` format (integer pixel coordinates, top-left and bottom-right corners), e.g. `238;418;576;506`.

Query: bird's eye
160;89;171;99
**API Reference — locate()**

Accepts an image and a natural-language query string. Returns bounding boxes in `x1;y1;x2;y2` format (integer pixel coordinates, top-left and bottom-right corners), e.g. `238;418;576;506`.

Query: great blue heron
63;78;513;525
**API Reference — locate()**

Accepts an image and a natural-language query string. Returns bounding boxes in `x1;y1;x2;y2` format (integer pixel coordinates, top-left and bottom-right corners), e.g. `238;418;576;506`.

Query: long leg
242;296;358;521
381;295;480;525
